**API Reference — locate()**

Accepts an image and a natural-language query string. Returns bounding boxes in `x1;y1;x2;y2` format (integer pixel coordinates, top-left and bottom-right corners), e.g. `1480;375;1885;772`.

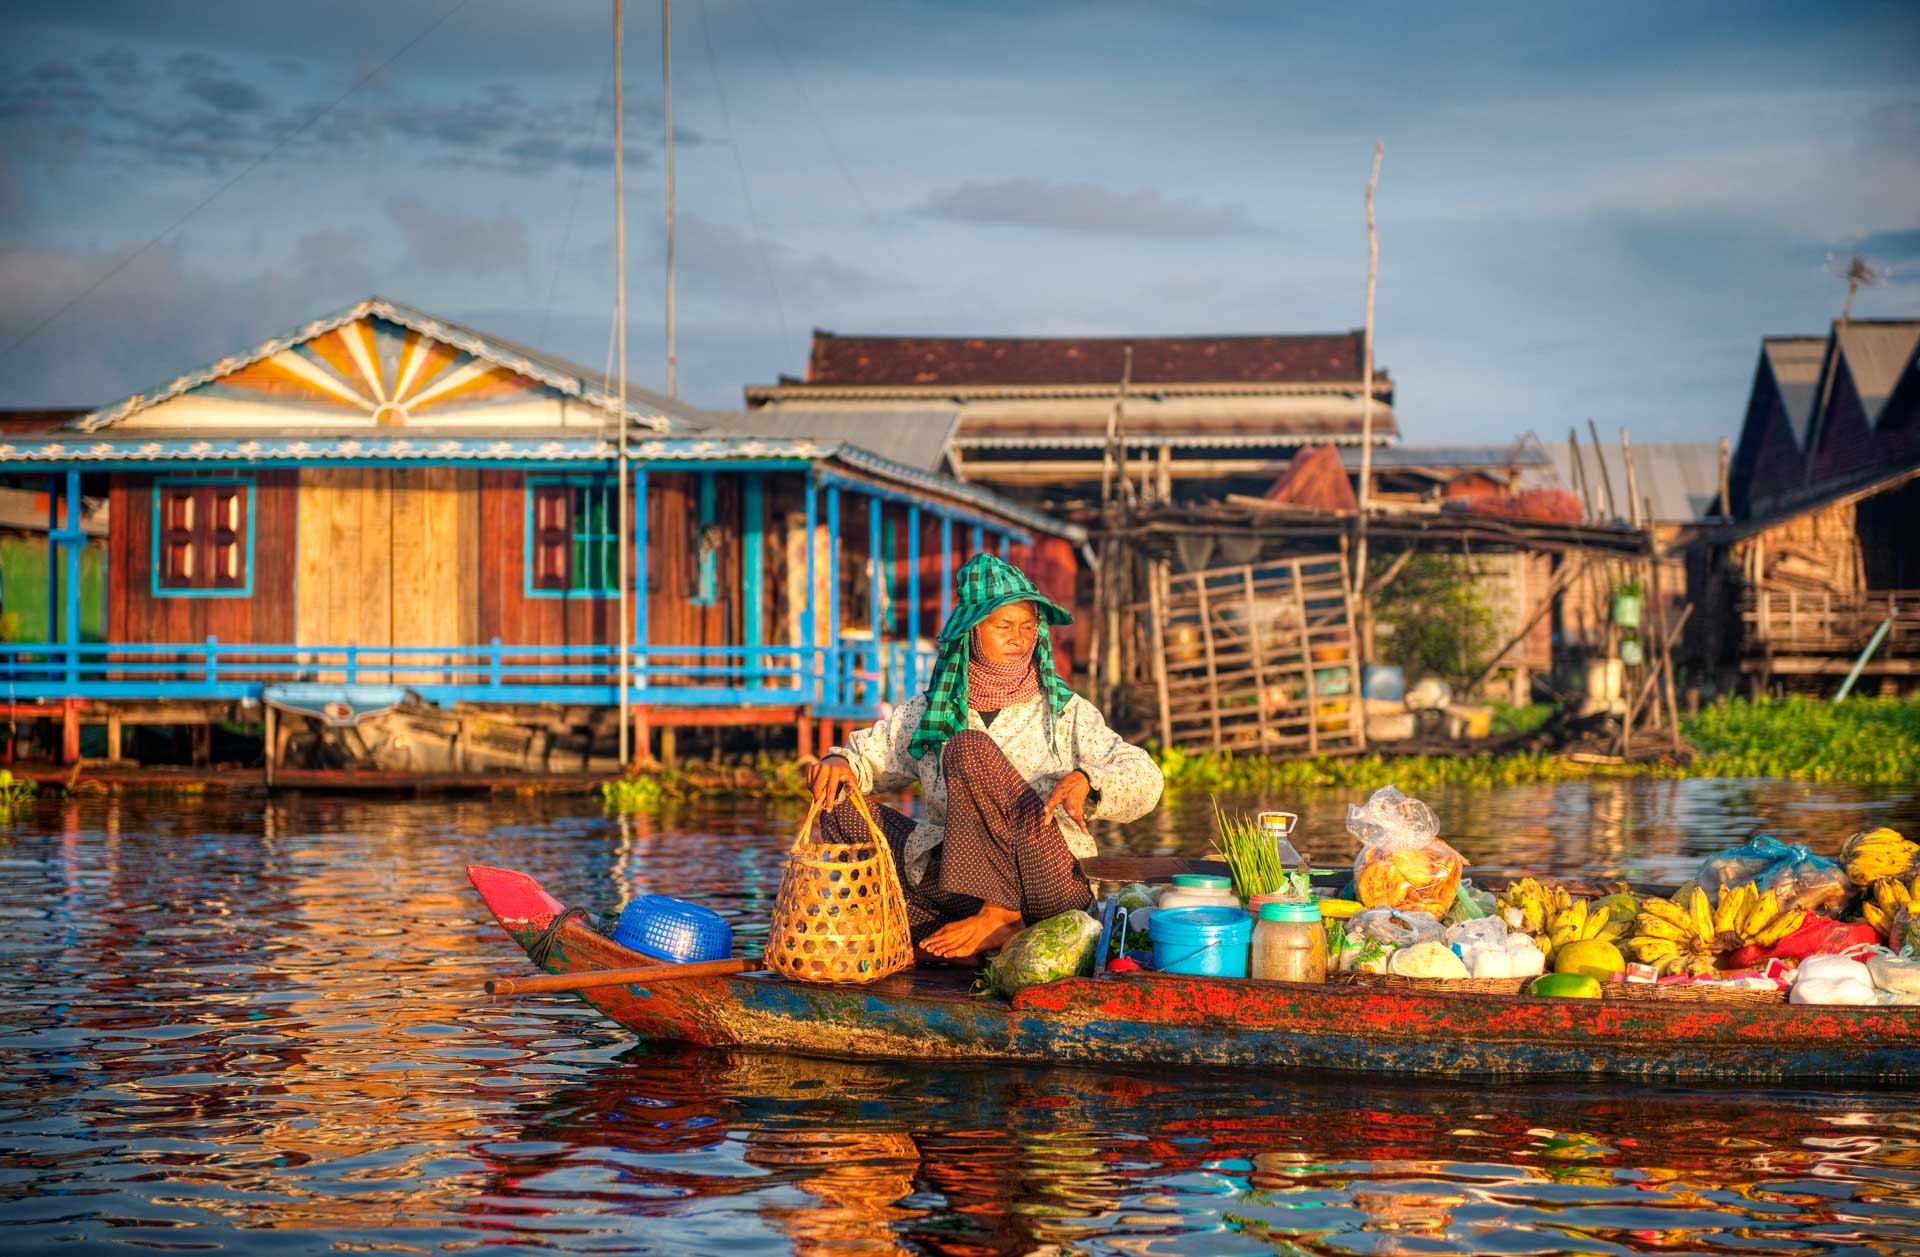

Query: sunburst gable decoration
77;299;675;435
131;315;547;429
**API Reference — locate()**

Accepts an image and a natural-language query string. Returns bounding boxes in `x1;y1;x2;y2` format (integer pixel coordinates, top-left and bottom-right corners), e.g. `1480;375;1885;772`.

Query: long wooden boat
469;863;1920;1082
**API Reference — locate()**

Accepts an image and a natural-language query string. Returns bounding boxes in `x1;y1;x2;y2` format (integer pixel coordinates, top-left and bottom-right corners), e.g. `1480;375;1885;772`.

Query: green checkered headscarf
908;553;1075;761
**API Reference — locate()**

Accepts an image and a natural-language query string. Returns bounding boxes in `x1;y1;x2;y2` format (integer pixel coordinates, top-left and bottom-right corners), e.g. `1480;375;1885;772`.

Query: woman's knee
942;728;999;774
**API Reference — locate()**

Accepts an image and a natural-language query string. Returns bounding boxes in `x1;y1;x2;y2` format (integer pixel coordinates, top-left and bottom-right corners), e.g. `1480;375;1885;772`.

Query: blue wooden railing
0;638;939;719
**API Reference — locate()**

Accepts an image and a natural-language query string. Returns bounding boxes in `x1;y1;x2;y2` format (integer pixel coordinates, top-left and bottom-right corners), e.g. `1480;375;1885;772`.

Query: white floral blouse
828;692;1164;886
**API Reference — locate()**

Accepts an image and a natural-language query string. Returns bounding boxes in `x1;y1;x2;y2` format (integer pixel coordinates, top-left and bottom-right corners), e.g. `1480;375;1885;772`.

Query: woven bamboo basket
1331;971;1530;996
765;791;913;986
1602;981;1786;1005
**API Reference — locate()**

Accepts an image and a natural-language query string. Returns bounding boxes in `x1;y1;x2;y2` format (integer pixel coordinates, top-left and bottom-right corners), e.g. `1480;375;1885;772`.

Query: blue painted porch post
44;475;57;655
999;531;1010;561
827;485;841;706
971;524;984;558
940;515;953;627
803;473;818;702
633;466;649;694
868;492;882;701
63;471;80;684
907;505;921;693
742;473;765;693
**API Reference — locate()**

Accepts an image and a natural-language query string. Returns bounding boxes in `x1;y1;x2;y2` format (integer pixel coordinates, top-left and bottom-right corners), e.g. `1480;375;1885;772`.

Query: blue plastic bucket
611;894;733;964
1361;663;1405;702
1148;905;1252;978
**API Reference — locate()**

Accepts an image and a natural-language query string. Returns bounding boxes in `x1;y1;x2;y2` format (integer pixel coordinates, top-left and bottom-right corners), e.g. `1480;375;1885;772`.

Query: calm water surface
2;780;1918;1255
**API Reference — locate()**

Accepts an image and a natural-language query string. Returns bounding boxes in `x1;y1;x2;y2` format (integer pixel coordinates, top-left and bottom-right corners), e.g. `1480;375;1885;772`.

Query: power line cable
0;0;475;364
694;0;794;360
746;0;932;327
538;52;619;351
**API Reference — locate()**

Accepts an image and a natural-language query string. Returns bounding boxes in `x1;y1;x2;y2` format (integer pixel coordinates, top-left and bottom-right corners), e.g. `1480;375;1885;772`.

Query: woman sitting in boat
807;553;1163;963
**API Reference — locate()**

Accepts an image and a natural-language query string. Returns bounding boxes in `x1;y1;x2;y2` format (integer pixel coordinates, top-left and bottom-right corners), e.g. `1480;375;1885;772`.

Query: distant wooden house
744;331;1397;512
1717;321;1920;689
0;300;1083;771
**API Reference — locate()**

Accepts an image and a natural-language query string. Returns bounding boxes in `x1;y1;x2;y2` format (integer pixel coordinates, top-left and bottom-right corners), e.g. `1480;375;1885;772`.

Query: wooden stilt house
0;299;1084;772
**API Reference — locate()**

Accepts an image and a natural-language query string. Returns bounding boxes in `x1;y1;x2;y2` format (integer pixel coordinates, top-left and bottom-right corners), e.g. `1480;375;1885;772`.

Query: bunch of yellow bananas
1862;873;1920;938
1545;896;1631;959
1842;827;1917;887
1496;877;1557;935
1627;884;1804;977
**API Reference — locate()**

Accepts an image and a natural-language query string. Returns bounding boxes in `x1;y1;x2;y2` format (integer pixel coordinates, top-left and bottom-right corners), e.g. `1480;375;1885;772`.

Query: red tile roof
0;410;85;434
803;331;1379;388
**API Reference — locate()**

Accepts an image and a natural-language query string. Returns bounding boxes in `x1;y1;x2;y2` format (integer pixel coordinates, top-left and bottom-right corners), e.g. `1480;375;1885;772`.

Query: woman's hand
807;755;856;809
1044;769;1092;829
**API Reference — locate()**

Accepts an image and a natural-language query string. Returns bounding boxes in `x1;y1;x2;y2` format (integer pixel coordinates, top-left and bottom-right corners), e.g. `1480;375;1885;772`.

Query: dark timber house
1715;321;1920;690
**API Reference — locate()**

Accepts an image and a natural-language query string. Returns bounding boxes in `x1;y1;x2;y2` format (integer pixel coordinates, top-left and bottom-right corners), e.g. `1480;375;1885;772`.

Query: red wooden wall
107;471;298;644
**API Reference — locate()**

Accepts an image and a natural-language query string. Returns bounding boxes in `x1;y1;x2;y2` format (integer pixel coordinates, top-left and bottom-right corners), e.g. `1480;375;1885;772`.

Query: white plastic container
1157;873;1240;913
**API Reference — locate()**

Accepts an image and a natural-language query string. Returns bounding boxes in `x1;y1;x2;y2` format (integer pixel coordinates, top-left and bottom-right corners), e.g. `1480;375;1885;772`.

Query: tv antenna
1805;254;1887;465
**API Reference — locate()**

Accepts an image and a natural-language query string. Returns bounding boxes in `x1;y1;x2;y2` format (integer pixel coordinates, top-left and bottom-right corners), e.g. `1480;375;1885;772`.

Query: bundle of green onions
1210;796;1307;900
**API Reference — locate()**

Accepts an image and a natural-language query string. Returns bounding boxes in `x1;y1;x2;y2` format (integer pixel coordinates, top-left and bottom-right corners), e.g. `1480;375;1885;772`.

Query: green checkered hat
908;553;1074;761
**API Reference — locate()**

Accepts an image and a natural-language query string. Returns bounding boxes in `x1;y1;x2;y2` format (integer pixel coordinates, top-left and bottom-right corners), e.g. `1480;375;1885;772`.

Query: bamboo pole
1620;429;1643;529
615;0;631;765
1352;141;1383;662
1146;559;1174;750
1587;419;1617;520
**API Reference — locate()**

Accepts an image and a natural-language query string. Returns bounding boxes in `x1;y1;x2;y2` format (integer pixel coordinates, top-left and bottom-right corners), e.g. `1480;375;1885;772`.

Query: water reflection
0;786;1915;1255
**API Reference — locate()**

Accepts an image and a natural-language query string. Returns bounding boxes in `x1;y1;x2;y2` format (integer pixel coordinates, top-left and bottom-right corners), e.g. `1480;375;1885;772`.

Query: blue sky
1;0;1916;444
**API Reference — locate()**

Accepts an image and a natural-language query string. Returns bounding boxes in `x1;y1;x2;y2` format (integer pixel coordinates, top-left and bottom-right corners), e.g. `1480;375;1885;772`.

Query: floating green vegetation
599;775;663;814
0;770;36;818
1156;697;1920;791
1685;695;1920;785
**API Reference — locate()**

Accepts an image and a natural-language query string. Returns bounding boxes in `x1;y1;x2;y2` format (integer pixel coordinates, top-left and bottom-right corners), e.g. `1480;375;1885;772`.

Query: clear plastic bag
1698;836;1853;916
1445;916;1508;951
1348;906;1444;948
1347;785;1466;915
983;910;1101;997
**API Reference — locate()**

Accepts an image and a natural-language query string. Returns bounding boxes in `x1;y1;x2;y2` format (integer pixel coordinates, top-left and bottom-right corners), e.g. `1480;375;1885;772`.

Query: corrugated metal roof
801;330;1380;388
1837;322;1920;427
1546;440;1725;522
1763;337;1825;447
1337;444;1549;471
701;406;960;473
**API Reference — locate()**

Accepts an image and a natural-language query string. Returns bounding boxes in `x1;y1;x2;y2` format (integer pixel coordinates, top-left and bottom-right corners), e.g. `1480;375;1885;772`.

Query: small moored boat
469;863;1920;1083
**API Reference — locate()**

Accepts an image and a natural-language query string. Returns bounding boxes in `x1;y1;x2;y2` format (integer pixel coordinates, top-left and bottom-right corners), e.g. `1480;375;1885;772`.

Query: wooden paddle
486;957;763;996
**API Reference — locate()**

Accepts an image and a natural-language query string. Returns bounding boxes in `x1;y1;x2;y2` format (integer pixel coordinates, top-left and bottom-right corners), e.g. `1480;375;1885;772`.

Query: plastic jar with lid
1251;900;1327;984
1156;873;1240;913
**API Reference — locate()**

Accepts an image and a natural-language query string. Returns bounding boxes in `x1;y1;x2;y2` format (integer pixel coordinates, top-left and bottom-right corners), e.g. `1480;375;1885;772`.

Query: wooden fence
1135;556;1365;754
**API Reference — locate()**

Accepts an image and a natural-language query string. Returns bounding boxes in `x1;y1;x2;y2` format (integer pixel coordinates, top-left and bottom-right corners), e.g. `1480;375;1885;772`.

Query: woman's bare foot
920;903;1023;960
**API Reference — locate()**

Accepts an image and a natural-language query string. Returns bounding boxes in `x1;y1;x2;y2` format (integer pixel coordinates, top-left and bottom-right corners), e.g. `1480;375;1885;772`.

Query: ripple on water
0;788;1915;1254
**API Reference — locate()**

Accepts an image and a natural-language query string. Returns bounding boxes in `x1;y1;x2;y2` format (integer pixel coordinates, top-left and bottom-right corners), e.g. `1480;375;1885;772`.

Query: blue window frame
527;476;618;597
690;472;718;606
152;477;254;598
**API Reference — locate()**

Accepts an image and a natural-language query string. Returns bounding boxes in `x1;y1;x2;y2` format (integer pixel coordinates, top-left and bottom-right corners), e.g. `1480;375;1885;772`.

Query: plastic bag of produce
1114;883;1158;914
1789;953;1876;1005
983;910;1101;997
1349;906;1444;948
1698;836;1852;916
1725;915;1882;970
1388;940;1470;980
1866;952;1920;995
1896;905;1917;957
1445;916;1508;952
1347;785;1465;916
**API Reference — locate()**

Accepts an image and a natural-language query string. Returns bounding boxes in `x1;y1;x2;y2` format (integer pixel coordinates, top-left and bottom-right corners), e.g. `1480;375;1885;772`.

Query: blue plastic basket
1149;905;1252;978
611;894;733;964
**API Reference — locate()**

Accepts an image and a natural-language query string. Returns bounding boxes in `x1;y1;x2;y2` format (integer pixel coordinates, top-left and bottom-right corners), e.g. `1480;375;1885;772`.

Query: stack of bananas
1628;884;1805;977
1863;874;1920;938
1497;878;1629;961
1842;827;1918;887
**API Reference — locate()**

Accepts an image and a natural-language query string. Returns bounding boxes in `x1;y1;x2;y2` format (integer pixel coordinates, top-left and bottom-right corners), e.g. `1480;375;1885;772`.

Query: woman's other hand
1044;769;1092;829
807;755;855;809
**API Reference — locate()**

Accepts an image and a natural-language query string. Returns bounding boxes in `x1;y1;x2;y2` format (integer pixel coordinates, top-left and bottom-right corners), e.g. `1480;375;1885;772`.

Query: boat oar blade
486;957;762;996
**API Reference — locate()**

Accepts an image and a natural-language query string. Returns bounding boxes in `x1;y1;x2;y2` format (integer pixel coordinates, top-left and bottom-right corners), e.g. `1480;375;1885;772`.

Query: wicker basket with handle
765;790;914;985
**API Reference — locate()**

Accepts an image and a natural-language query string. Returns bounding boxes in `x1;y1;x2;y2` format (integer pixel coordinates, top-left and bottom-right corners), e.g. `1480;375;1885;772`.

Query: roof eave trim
75;298;673;434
